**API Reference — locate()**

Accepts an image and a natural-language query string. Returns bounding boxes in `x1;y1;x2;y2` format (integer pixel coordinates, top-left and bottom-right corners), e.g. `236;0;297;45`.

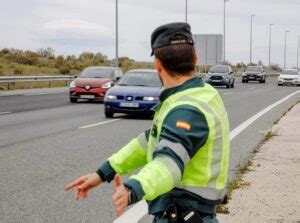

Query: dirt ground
218;103;300;223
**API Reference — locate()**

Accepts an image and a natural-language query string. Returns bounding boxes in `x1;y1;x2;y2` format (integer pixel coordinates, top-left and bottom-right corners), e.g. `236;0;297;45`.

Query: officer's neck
162;71;196;89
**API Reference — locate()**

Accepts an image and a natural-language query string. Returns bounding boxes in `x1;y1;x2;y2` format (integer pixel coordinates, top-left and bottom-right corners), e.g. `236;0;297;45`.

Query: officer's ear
194;53;198;66
155;58;163;74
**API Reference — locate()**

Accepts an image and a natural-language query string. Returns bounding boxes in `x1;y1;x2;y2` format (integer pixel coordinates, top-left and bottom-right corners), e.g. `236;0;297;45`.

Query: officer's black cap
151;22;194;56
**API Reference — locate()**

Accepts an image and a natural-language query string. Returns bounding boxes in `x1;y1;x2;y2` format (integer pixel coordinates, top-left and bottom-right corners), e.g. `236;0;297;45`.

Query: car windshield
80;67;114;78
282;70;298;75
246;67;262;72
118;71;162;87
209;66;229;73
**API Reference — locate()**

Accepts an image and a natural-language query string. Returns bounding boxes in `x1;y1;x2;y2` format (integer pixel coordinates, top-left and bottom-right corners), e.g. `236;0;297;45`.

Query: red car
69;66;123;103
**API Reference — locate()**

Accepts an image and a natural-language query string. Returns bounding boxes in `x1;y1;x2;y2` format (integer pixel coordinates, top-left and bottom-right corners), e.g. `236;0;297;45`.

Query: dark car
205;65;235;88
242;66;266;83
104;69;163;118
69;66;123;102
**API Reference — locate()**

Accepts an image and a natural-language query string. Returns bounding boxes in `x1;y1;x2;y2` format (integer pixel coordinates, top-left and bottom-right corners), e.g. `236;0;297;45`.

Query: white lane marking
0;112;11;115
115;90;300;223
79;119;122;129
230;90;300;140
248;87;256;90
222;92;233;96
25;91;68;96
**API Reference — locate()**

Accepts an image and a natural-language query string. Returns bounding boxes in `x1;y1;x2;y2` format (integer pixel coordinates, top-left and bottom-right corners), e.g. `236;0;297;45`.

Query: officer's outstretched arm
96;130;150;183
124;106;209;203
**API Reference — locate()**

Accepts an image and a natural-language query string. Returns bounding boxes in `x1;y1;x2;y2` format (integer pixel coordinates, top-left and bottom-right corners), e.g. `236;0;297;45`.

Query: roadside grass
217;101;299;215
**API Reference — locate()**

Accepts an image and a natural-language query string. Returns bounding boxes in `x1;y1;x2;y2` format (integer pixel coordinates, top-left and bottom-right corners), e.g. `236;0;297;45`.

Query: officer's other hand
65;172;103;199
113;174;129;217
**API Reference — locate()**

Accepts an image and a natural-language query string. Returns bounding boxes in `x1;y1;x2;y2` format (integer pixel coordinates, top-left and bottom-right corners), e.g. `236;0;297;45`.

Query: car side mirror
111;82;115;87
116;77;121;81
74;75;78;78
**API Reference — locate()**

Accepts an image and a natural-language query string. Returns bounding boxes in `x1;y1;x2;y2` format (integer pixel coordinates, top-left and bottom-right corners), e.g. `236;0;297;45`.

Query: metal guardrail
0;75;76;90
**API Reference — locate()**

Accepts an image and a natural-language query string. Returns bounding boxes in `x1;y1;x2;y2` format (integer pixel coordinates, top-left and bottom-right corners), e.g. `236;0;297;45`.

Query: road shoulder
218;103;300;223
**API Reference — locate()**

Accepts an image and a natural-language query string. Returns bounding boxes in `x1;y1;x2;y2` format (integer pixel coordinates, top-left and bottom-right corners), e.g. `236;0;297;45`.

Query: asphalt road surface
0;77;299;223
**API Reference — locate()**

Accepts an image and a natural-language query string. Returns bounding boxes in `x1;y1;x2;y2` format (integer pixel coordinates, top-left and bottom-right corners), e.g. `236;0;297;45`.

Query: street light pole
185;0;188;23
268;24;274;72
284;30;289;69
297;36;300;70
223;0;228;64
250;14;255;65
115;0;119;68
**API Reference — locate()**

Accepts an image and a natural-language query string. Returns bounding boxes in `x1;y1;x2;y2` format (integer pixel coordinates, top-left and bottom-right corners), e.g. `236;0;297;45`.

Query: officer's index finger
65;177;85;190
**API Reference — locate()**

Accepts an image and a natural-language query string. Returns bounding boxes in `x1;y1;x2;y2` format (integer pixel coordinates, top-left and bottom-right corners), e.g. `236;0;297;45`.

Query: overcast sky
1;0;299;67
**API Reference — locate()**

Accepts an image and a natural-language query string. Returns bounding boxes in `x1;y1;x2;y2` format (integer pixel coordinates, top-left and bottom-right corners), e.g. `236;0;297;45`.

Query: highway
0;77;299;223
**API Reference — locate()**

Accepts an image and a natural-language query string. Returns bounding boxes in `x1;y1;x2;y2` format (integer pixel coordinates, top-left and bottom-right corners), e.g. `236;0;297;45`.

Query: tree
79;52;94;60
37;47;55;58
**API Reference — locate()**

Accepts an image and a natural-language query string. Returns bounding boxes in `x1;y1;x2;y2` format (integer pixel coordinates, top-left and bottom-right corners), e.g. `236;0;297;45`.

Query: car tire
242;79;245;83
278;83;282;86
231;80;235;88
226;83;231;88
105;110;114;118
70;98;77;103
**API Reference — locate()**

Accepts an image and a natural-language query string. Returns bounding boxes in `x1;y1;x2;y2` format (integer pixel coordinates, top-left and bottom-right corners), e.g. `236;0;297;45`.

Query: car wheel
226;83;231;88
105;110;114;118
278;83;282;86
231;80;235;88
70;98;77;103
242;79;245;83
263;77;266;83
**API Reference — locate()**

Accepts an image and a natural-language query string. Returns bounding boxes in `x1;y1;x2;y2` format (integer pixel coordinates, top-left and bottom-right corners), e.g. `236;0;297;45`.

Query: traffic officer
66;22;230;223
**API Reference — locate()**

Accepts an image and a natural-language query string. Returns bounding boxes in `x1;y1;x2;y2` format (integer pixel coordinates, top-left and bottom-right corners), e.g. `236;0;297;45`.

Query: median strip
79;119;122;129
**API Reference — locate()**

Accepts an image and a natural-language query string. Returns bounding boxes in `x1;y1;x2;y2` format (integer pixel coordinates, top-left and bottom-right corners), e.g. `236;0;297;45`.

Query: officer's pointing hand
113;174;129;217
65;172;103;200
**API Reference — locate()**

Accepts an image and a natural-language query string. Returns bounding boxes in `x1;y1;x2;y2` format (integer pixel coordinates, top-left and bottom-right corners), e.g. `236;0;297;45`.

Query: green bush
59;66;70;74
13;67;23;75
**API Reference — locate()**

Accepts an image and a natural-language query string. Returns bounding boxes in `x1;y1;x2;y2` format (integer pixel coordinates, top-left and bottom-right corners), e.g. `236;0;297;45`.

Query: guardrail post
7;82;10;90
65;80;68;86
29;81;32;89
48;80;52;88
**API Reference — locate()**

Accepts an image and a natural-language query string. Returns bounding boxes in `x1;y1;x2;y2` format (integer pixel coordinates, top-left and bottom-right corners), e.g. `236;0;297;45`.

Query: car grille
284;78;293;81
210;76;223;80
135;96;144;101
76;85;102;89
115;96;146;101
116;95;124;100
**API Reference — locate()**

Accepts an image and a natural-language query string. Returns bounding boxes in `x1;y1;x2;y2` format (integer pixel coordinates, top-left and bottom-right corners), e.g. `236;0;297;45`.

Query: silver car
278;69;300;86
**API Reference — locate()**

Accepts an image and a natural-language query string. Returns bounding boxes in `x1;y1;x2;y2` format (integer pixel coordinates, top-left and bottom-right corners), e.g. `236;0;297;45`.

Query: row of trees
0;47;282;75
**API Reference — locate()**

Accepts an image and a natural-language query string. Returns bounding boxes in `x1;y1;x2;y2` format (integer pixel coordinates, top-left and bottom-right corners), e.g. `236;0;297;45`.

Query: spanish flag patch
176;121;191;131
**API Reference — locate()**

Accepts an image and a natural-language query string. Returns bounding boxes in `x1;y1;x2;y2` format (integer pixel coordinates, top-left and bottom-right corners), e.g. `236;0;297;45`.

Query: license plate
80;95;95;99
120;102;139;108
212;80;221;82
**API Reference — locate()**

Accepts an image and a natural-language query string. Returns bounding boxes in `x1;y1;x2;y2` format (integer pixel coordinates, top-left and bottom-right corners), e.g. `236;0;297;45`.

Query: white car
278;69;300;86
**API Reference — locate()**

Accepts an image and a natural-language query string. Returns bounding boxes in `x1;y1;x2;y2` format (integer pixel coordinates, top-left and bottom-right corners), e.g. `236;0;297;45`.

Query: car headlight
102;82;112;89
242;73;246;76
143;96;159;101
69;81;76;88
105;95;117;100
